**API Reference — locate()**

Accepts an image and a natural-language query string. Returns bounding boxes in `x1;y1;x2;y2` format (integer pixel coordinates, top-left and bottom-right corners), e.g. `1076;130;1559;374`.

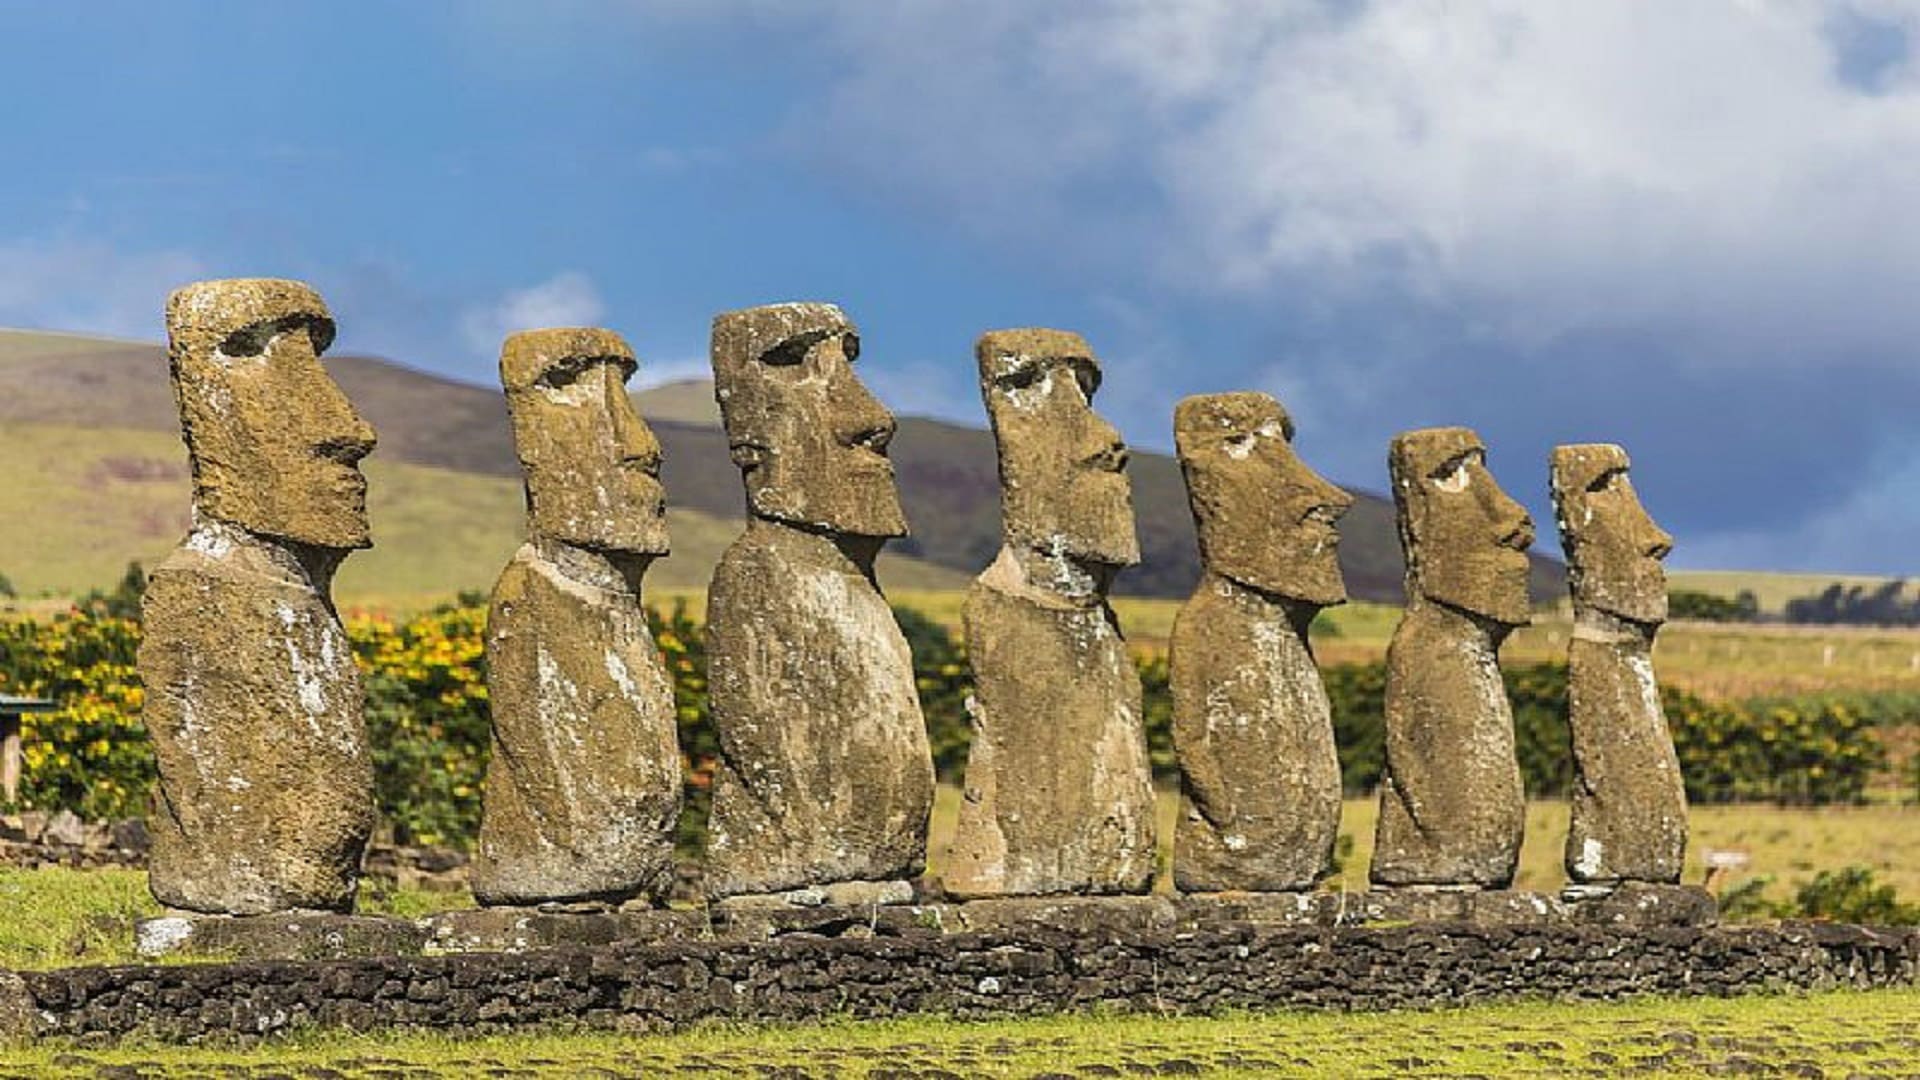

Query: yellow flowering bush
0;609;150;818
345;604;491;848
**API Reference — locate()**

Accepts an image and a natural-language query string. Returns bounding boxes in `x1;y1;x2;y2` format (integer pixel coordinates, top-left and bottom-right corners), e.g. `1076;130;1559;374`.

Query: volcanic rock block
140;278;377;914
1552;443;1687;889
701;303;934;898
1370;427;1535;889
1169;392;1353;892
943;329;1155;898
471;328;682;906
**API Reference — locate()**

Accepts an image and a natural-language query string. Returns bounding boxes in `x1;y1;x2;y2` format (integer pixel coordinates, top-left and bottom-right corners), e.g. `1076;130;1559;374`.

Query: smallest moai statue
1170;392;1353;893
1551;444;1687;894
1371;428;1534;890
471;329;683;907
141;278;378;915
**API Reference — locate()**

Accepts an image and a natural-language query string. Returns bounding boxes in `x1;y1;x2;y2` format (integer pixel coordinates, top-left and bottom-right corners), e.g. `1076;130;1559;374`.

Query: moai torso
943;329;1156;898
701;303;934;898
1371;427;1534;889
140;279;377;914
472;329;682;906
1553;444;1687;888
1168;393;1352;893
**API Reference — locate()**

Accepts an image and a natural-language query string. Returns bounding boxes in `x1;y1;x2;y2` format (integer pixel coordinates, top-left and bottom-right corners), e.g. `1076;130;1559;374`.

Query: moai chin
1552;443;1687;892
701;302;934;901
471;328;682;907
139;278;377;914
942;329;1156;899
1170;392;1353;892
1370;427;1534;890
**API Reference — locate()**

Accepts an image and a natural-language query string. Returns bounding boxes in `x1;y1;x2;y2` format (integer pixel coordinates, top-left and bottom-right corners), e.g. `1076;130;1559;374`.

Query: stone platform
135;884;1717;962
10;910;1912;1042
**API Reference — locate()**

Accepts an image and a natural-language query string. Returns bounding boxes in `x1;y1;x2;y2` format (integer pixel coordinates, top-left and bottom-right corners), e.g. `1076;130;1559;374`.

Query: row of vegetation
3;567;1915;851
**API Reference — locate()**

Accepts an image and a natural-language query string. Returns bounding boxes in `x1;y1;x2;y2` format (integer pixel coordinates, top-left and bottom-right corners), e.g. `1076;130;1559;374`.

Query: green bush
0;608;150;818
1323;659;1886;805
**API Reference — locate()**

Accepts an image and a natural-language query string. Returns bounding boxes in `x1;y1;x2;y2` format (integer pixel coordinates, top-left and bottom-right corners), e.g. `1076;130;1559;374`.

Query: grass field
6;795;1913;973
1670;569;1911;615
0;423;969;610
5;989;1918;1075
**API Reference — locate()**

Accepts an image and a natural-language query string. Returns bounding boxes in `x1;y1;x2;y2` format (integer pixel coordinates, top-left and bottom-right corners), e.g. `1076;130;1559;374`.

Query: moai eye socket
841;332;860;363
1071;360;1101;398
1587;467;1625;494
1432;452;1478;493
535;358;586;390
997;364;1041;391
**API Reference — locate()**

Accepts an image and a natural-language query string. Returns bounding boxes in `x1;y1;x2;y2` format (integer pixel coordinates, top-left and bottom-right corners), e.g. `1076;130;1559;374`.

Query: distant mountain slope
634;380;1565;604
0;330;1565;604
0;423;967;603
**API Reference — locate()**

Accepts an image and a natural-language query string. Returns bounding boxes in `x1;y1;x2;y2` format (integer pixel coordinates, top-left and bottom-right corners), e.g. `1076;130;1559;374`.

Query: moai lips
1170;393;1352;892
471;328;682;907
942;329;1156;899
140;278;377;914
1370;427;1533;889
702;303;934;900
1553;443;1687;889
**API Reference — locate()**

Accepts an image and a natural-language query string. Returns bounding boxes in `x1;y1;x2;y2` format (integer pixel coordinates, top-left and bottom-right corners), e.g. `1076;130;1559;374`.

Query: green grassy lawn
7;797;1914;972
5;989;1918;1076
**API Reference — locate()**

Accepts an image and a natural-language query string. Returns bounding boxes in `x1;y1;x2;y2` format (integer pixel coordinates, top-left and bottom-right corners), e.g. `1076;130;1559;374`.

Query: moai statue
702;303;934;901
470;329;682;907
1169;393;1354;893
140;279;377;914
942;329;1156;899
1370;427;1534;890
1551;444;1686;893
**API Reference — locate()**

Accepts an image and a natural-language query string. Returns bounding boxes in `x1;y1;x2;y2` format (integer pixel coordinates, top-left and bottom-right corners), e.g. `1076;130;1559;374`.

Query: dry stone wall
10;918;1916;1041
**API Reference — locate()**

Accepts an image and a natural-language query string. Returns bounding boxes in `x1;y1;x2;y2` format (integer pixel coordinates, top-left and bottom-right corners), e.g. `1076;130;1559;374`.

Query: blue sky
4;1;1919;574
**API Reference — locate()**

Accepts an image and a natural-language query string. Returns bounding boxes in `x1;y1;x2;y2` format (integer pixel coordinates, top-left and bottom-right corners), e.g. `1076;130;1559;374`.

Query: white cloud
726;0;1920;367
0;237;205;341
458;271;607;358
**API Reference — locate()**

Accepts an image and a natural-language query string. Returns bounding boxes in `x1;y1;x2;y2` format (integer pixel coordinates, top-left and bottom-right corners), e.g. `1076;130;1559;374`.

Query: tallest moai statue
702;303;935;900
140;279;378;915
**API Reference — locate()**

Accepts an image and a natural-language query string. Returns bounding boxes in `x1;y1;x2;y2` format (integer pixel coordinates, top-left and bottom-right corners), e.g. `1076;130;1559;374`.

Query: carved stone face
1390;427;1534;626
710;303;906;538
977;329;1139;568
1551;443;1672;625
165;278;376;550
1175;392;1352;606
502;328;668;556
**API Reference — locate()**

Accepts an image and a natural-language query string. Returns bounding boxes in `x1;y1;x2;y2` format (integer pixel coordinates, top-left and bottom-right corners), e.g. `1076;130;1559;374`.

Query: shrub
346;605;490;848
0;608;150;819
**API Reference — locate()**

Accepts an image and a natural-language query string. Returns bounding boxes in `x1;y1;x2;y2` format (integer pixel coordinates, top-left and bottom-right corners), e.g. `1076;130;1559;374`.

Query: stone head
501;327;668;556
1174;392;1352;607
165;278;377;550
977;329;1139;568
1551;443;1672;625
1389;427;1535;626
710;303;906;538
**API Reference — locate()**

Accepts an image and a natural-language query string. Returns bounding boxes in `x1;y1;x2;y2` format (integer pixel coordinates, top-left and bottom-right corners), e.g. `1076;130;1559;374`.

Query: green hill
0;422;965;607
0;327;1564;605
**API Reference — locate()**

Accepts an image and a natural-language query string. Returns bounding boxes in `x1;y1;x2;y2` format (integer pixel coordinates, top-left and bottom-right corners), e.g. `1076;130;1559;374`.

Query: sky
4;1;1919;573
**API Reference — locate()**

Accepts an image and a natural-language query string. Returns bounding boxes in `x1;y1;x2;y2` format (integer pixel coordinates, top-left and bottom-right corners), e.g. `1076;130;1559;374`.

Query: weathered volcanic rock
943;329;1154;898
1371;427;1534;889
471;328;681;906
1170;392;1353;893
141;278;377;914
702;304;934;897
1553;443;1687;887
